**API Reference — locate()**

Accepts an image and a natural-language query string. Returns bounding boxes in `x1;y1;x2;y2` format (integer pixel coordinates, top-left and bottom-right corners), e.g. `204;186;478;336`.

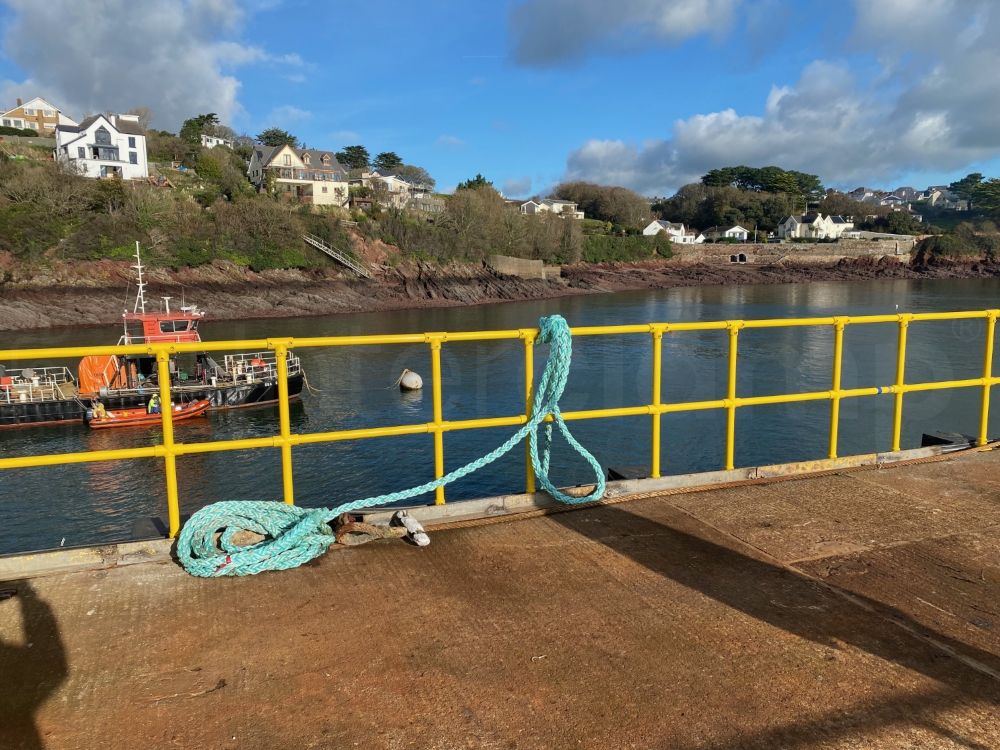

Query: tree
335;145;371;170
974;178;1000;214
456;173;493;191
256;127;299;148
394;164;435;189
124;106;154;131
950;173;985;204
373;151;403;171
553;181;650;227
700;165;824;201
768;172;804;209
180;113;220;143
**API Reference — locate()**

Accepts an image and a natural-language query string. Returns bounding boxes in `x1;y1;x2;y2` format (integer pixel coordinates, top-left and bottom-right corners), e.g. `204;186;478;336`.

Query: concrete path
2;450;1000;749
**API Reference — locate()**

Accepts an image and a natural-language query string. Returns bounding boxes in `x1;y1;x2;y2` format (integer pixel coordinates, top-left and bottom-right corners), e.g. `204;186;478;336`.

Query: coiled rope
178;314;605;577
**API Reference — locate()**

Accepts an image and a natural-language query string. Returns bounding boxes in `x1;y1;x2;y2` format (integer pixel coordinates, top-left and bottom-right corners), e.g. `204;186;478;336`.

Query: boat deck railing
222;351;303;381
0;366;76;404
1;310;998;539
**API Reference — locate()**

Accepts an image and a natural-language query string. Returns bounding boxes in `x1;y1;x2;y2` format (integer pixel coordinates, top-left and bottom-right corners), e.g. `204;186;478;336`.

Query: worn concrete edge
0;445;945;581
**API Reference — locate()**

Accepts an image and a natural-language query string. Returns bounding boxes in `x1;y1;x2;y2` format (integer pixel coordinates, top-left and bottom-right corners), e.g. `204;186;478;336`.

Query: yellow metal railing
2;310;998;538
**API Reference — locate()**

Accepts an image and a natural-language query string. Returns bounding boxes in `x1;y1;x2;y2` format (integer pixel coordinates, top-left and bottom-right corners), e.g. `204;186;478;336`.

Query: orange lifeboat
87;399;210;429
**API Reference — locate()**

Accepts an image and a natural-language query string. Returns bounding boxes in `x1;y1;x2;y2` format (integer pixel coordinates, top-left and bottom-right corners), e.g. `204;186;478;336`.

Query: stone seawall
673;239;915;265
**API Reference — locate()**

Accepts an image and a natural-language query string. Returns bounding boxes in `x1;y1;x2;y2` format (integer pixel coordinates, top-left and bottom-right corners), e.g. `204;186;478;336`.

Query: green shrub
0;125;40;137
195;156;222;179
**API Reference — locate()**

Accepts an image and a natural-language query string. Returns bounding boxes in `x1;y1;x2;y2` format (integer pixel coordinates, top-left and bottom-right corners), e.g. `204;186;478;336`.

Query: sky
1;0;999;197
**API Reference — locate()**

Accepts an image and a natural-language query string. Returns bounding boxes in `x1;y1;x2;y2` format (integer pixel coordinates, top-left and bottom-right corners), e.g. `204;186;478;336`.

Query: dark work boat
0;245;304;428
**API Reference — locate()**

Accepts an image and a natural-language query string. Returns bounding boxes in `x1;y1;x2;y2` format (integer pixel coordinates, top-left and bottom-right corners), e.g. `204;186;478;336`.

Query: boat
0;244;305;428
86;399;211;429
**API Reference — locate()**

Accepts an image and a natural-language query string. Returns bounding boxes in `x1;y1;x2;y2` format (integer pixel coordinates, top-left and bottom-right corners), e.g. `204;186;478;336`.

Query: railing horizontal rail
2;309;998;539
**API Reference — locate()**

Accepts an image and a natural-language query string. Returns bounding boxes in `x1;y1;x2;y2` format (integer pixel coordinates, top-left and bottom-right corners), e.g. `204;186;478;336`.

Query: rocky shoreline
1;255;998;332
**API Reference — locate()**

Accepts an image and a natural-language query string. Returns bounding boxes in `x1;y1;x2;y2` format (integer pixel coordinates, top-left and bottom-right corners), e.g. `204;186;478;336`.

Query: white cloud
559;1;1000;192
0;0;299;130
435;135;467;150
266;105;311;126
502;176;533;197
508;0;743;66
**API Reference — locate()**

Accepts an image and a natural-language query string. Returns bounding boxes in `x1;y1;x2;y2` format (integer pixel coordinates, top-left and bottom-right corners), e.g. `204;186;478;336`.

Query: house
201;134;233;149
369;169;434;210
702;225;749;242
894;187;921;201
848;187;874;202
520;199;585;219
686;230;706;244
2;97;77;133
777;213;855;240
248;145;349;206
53;113;147;179
642;220;703;244
880;194;905;207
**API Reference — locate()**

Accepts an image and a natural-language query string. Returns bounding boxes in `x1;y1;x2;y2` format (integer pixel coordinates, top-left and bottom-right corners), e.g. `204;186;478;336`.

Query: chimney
16;97;22;107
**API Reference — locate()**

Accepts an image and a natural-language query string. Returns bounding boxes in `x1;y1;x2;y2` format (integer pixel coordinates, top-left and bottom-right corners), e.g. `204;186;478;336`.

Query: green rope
178;315;605;577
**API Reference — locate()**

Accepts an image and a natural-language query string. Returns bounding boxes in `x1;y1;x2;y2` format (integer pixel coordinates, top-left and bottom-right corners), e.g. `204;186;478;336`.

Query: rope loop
179;315;605;577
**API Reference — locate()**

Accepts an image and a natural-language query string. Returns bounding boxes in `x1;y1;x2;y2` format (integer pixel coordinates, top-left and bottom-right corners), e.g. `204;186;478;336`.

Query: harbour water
1;277;998;555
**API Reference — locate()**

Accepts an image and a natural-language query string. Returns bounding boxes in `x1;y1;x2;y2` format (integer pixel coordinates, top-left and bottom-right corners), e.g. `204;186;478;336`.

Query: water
2;278;999;554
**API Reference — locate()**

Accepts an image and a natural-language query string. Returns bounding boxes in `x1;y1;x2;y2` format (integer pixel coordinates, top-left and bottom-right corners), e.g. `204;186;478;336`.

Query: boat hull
0;374;303;428
87;399;211;429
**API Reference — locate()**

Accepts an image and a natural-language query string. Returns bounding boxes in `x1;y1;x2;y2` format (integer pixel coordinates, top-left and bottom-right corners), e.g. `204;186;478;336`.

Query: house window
321;155;330;165
296;169;307;179
280;168;293;178
283;154;291;166
129;152;138;164
27;122;38;129
128;137;136;148
78;147;85;158
43;109;55;117
302;153;310;164
2;119;10;127
95;126;112;145
333;172;340;181
322;186;328;193
23;108;35;116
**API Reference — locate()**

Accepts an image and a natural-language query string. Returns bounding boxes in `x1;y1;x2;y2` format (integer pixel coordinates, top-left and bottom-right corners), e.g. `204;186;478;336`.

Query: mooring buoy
398;369;423;391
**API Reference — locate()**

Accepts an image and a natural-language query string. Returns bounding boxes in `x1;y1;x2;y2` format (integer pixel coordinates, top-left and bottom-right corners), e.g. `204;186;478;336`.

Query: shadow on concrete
550;503;1000;748
0;582;68;750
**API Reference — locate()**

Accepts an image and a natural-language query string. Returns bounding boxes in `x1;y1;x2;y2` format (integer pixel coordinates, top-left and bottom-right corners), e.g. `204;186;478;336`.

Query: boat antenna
132;241;147;314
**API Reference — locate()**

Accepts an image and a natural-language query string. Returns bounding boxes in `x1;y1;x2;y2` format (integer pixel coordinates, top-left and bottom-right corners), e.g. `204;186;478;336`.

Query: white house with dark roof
520;199;584;219
642;220;703;243
201;134;233;149
702;225;749;242
248;144;349;206
53;113;147;179
777;213;855;240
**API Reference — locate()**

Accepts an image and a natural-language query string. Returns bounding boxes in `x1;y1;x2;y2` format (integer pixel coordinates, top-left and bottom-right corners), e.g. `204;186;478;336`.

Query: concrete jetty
2;449;1000;749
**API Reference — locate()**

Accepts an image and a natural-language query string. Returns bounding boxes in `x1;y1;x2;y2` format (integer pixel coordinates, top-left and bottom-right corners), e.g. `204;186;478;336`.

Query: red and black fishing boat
1;244;305;428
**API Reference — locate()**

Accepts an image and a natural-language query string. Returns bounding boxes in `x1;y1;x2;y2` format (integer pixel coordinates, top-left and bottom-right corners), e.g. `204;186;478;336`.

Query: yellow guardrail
1;309;998;539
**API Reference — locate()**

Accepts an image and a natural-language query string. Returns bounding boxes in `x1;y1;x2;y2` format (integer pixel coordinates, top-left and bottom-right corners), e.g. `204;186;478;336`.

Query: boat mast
132;241;147;315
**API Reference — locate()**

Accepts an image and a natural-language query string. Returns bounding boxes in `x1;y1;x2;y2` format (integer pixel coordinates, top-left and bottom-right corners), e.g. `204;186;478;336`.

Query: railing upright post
430;337;446;505
725;322;741;471
651;326;664;478
892;316;911;452
274;342;295;505
829;318;847;459
155;350;181;538
522;331;536;494
979;312;998;447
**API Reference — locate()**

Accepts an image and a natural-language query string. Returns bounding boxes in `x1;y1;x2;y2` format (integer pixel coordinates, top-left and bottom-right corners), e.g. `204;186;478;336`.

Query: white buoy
399;369;423;391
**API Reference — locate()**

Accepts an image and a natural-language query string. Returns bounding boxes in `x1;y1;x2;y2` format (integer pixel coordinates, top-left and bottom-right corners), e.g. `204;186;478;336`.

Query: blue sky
2;0;999;197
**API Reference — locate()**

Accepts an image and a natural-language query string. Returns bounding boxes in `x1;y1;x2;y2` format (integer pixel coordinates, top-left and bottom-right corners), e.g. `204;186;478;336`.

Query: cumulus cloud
0;0;298;130
502;176;533;197
558;0;1000;192
509;0;743;66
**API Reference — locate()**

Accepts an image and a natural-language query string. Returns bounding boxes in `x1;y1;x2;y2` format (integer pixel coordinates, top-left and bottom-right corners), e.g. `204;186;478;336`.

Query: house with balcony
369;169;434;209
53;113;147;179
519;199;584;219
201;134;233;149
2;96;77;133
248;145;349;206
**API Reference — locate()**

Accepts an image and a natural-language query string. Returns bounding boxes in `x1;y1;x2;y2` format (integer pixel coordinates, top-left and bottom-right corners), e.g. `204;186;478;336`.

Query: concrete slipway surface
3;450;1000;750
